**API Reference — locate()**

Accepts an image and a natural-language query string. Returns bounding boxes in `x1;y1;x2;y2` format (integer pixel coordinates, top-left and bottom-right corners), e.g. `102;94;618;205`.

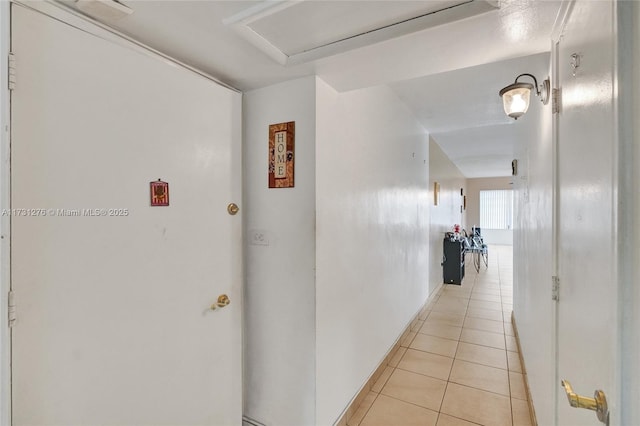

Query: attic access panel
225;0;499;66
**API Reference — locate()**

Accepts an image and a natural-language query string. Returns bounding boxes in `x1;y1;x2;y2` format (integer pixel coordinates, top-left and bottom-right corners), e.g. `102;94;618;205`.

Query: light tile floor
348;245;532;426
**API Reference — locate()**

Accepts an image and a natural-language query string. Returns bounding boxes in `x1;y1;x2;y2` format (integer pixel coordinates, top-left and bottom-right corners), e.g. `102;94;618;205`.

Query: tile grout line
497;248;517;426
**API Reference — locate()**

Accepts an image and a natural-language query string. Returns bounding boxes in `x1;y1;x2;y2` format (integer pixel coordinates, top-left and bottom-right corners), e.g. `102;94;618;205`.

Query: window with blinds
479;189;513;230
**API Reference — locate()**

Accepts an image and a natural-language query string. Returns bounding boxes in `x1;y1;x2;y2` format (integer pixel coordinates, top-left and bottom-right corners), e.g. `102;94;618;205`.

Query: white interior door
11;4;242;425
556;1;617;425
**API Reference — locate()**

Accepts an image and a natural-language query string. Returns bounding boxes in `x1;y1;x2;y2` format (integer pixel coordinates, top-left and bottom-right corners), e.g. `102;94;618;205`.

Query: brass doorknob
210;294;231;311
227;203;239;215
561;380;609;424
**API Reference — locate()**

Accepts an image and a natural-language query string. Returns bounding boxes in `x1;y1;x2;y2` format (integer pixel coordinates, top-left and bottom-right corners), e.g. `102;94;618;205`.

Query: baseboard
511;312;538;426
334;284;443;426
242;415;267;426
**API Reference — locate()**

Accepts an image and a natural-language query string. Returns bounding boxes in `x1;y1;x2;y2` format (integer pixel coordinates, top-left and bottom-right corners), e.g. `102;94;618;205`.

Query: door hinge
552;276;560;301
552;88;561;114
8;52;16;91
8;290;16;327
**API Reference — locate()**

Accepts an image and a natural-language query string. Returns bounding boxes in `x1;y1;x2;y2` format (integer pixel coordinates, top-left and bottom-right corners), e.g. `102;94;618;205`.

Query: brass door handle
561;380;609;424
210;294;230;311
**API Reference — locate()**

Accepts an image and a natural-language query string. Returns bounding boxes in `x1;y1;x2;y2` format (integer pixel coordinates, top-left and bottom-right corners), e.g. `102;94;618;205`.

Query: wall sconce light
499;73;550;120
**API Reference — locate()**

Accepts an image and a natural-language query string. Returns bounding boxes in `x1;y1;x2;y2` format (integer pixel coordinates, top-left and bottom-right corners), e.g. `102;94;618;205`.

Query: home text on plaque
268;121;295;188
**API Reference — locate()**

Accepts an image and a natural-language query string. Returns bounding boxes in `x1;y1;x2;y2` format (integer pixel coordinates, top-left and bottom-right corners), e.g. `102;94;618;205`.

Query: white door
556;1;617;425
10;4;242;425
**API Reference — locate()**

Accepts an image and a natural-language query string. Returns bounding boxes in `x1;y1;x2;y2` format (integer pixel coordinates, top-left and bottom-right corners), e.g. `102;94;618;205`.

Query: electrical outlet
249;229;269;246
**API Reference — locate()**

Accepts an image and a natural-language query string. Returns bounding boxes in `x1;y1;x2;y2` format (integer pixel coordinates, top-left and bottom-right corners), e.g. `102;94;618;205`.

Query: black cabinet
443;238;465;285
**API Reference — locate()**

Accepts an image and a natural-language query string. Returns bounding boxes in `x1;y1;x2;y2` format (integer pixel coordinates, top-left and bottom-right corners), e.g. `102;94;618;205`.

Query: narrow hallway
347;246;532;426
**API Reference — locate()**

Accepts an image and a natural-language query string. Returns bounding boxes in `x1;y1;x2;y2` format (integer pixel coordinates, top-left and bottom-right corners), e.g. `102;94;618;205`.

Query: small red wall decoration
150;180;169;206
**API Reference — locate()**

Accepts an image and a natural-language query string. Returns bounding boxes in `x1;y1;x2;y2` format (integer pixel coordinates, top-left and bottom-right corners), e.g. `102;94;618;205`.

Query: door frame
613;1;640;424
0;2;242;424
550;2;574;424
1;0;11;424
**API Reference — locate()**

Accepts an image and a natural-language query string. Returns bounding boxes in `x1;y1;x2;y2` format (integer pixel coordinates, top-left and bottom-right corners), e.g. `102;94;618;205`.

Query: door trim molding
550;0;575;44
1;1;11;424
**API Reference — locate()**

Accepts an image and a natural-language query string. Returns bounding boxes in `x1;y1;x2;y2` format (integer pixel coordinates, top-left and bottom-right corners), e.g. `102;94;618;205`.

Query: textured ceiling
390;53;550;177
58;0;561;177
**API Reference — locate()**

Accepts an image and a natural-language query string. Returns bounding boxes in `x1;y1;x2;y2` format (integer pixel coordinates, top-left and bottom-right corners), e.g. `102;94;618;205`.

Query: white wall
466;177;513;245
315;79;430;425
429;139;466;291
243;76;317;425
511;56;554;426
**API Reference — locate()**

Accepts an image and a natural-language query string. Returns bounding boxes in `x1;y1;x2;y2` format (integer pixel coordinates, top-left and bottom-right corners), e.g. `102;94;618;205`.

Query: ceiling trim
224;0;500;67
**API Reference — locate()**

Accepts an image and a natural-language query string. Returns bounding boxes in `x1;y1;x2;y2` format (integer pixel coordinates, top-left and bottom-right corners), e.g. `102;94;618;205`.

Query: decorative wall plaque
150;179;169;206
269;121;295;188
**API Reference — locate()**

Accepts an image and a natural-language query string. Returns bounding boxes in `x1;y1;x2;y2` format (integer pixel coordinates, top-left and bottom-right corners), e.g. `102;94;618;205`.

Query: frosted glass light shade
499;82;533;120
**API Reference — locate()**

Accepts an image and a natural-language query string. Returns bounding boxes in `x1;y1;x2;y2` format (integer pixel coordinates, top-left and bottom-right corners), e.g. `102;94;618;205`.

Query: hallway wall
466;177;513;245
428;139;466;292
511;57;554;426
315;79;430;425
244;76;431;425
243;76;317;426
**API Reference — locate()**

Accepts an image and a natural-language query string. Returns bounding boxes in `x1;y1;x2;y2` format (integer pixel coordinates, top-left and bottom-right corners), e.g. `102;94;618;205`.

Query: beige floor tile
470;292;502;303
411;333;459;358
455;342;507;370
506;335;519;352
432;303;468;315
436;414;480;426
371;366;394;393
434;300;468;310
425;300;439;311
449;359;510;396
381;369;447;412
438;294;471;304
460;328;506;350
419;323;463;340
426;311;466;327
503;311;514;322
419;307;431;321
507;351;523;373
463;317;505;334
347;391;378;426
473;282;500;293
397;349;454;381
437;294;469;304
441;383;512;426
442;286;472;297
401;331;417;348
411;319;425;332
474;280;500;287
360;394;438;426
466;307;504;321
388;347;408;368
503;321;515;336
509;372;527;400
512;398;533;426
468;299;503;312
